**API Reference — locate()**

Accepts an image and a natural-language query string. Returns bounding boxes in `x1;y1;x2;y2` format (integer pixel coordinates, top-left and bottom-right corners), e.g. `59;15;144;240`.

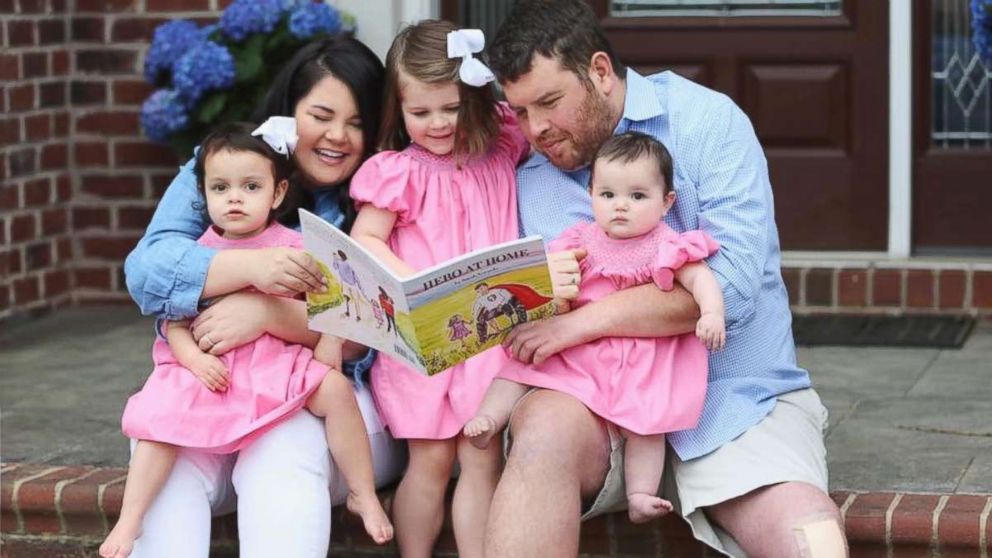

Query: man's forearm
571;283;699;339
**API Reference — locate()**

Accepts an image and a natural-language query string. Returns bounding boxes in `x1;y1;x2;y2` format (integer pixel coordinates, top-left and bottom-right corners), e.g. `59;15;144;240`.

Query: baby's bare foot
463;415;499;450
99;518;142;558
347;491;394;545
627;492;673;524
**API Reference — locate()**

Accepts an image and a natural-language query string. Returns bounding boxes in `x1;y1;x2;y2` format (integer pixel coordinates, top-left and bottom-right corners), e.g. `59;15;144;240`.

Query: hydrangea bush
139;0;351;157
974;0;992;64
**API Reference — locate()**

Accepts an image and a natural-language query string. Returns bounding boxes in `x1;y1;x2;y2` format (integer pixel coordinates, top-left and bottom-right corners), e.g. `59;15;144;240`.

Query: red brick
22;52;48;78
17;466;93;534
74;142;109;167
44;269;71;297
9;148;38;177
23;178;51;206
56;237;72;262
101;479;125;516
38;19;66;45
61;468;128;536
53;111;69;136
936;495;988;548
11;214;37;242
19;0;44;12
39;81;67;108
0;53;19;80
844;492;896;544
75;266;112;289
41;143;68;170
77;110;140;135
41;207;68;235
81;174;144;199
76;0;136;11
52;50;69;75
71;80;108;105
26;241;53;271
81;236;140;260
838;269;867;307
113;79;152;104
55;174;71;200
13;276;41;304
974;272;992;309
0;185;17;210
0;285;9;312
25;113;52;141
0;0;12;12
52;0;67;11
805;268;834;306
115;141;178;167
8;20;35;47
118;206;155;229
8;247;24;274
872;269;903;307
0;118;21;145
73;207;111;229
613;515;659;554
890;493;940;545
782;267;800;305
9;84;35;111
905;270;935;308
76;48;136;74
111;17;167;42
150;172;176;197
146;0;208;9
71;17;105;42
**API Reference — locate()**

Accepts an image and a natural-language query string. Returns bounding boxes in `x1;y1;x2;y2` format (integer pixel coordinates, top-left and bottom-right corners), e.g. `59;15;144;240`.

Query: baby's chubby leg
623;430;673;524
307;371;393;544
100;440;177;558
463;378;530;449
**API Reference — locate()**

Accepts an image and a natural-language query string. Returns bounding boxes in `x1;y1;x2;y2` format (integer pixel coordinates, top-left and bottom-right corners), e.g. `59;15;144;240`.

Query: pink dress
349;105;529;440
121;223;329;453
498;221;720;436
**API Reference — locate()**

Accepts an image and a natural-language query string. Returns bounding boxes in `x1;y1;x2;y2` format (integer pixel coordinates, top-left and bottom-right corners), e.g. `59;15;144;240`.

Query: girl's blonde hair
379;20;501;163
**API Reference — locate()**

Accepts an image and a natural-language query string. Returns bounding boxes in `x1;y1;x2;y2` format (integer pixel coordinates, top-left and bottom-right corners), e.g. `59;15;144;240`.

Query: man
485;1;846;557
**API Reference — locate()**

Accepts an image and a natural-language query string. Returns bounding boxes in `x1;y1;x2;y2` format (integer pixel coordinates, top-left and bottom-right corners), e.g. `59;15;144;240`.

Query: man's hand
191;292;272;355
186;352;229;391
503;310;593;365
314;335;344;372
249;247;327;297
548;248;586;300
696;312;726;351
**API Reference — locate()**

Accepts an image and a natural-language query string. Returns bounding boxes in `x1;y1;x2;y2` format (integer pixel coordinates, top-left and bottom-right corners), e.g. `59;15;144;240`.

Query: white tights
130;383;405;558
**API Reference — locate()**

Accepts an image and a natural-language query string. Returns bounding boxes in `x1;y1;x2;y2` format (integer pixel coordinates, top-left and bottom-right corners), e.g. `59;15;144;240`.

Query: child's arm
673;262;726;350
165;320;229;391
350;206;418;278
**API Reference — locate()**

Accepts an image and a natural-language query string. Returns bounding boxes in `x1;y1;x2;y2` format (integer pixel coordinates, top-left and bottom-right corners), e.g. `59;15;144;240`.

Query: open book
300;209;557;376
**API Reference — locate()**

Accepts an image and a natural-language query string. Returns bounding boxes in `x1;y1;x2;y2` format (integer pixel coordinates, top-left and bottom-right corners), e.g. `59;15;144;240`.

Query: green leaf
195;92;229;124
235;51;264;83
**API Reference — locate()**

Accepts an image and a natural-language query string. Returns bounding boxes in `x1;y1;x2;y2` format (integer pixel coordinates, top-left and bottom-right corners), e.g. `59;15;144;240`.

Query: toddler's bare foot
99;518;141;558
463;415;499;450
347;491;393;545
627;492;673;524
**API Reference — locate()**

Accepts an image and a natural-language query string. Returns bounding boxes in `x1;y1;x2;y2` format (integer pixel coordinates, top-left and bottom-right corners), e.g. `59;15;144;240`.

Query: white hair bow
447;29;495;87
252;116;298;156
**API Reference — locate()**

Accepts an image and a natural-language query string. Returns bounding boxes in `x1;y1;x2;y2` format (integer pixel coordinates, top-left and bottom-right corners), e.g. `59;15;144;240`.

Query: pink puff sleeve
651;230;720;290
348;151;415;224
494;102;530;164
547;222;589;253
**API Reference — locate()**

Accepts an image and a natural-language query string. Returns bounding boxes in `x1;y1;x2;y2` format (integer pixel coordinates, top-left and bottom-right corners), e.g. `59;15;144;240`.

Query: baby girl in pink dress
464;131;727;524
347;21;529;557
101;122;392;558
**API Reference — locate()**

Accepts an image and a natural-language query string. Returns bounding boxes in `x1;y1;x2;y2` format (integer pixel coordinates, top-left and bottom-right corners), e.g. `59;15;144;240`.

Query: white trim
335;0;439;60
889;0;913;258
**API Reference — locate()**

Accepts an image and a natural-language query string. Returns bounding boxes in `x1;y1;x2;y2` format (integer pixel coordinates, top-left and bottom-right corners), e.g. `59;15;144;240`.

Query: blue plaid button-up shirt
517;69;811;460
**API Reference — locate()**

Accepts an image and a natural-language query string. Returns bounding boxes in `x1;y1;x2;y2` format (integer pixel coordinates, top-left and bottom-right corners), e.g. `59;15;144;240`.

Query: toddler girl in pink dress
347;20;529;557
101;122;391;558
464;131;726;524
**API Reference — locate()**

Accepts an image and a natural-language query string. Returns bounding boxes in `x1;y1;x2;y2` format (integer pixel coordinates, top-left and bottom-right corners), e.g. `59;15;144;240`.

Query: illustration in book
300;209;557;376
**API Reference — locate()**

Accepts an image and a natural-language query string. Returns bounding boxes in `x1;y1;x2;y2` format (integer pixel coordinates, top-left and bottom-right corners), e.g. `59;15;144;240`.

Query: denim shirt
517;70;811;460
123;157;376;380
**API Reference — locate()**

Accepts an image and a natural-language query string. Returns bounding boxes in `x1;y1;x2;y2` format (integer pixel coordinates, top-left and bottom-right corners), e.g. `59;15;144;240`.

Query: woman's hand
248;247;327;297
548;248;586;300
191;292;274;355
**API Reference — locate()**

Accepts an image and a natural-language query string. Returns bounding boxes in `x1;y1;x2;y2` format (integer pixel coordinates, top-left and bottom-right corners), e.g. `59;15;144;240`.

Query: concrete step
3;463;990;557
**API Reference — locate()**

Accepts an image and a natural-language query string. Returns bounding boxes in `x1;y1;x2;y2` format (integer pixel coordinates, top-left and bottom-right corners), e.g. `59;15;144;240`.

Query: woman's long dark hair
252;35;385;231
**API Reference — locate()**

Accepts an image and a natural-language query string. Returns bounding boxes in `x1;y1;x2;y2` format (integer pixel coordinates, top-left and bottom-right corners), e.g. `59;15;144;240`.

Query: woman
122;36;406;557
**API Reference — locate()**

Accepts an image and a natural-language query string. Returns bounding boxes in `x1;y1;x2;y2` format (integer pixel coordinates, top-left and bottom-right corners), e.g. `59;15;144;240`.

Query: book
300;209;557;376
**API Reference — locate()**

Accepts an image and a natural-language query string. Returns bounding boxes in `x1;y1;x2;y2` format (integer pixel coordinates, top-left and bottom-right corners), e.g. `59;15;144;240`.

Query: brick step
3;463;990;557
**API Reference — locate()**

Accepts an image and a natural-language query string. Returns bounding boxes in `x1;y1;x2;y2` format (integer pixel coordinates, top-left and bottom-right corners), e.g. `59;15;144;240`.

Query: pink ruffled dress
498;221;720;436
349;105;529;440
121;223;329;453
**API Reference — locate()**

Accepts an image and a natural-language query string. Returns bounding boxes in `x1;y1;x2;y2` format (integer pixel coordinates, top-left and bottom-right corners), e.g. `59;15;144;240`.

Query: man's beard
538;87;616;171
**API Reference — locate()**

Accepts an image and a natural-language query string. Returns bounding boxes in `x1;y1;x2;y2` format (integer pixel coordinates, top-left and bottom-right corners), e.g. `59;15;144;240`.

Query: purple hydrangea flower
288;2;342;39
172;41;236;107
972;0;992;63
143;19;204;84
140;89;189;142
220;0;285;42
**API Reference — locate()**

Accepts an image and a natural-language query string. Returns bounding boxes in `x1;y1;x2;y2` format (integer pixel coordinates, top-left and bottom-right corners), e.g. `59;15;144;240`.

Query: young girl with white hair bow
347;20;531;558
101;121;392;558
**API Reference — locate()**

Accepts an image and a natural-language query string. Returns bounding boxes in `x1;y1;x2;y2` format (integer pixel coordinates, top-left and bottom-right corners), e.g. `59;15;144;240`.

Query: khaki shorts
504;388;830;558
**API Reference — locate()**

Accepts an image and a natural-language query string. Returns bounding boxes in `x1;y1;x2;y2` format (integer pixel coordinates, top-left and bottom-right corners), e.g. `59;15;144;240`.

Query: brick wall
0;0;226;323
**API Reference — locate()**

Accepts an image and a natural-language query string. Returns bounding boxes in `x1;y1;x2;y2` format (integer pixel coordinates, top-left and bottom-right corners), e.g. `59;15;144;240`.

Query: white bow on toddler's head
252;116;298;156
447;29;495;87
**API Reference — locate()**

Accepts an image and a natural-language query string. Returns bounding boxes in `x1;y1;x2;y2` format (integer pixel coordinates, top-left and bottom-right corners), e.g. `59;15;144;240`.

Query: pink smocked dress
498;221;720;436
349;106;529;440
121;223;329;453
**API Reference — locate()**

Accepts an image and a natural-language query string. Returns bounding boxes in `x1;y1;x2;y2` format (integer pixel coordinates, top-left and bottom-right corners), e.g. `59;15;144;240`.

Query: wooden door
913;0;992;255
